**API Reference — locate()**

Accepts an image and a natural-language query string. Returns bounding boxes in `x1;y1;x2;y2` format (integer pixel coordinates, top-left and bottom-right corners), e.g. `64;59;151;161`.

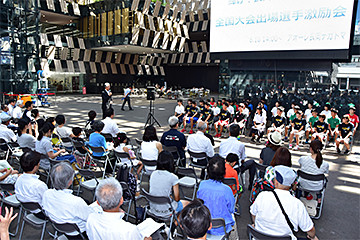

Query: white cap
104;83;110;87
0;114;12;123
16;100;23;105
274;166;296;187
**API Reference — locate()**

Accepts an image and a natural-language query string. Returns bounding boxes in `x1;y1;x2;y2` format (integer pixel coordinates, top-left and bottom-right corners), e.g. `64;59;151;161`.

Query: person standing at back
101;83;113;119
121;85;133;111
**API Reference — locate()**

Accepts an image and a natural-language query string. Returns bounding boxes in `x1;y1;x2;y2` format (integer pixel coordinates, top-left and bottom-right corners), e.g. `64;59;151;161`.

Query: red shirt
224;163;240;195
348;114;359;126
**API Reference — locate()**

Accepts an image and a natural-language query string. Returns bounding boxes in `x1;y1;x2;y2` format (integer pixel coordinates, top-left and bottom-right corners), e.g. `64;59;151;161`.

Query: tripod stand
144;100;161;128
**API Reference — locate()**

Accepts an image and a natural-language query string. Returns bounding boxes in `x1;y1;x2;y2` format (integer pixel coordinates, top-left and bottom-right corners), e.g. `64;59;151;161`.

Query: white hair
168;116;179;128
95;178;123;211
197;121;207;131
50;162;74;190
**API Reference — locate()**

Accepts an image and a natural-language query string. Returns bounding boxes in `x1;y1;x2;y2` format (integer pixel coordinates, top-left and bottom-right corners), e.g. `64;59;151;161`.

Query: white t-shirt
17;133;36;149
175;105;185;115
114;143;139;166
227;106;234;115
298;155;329;191
320;110;331;120
287;109;295;118
304;109;312;122
271;107;278;116
56;126;73;148
212;107;221;116
250;189;314;240
149;170;179;217
12;106;22;119
141;141;159;171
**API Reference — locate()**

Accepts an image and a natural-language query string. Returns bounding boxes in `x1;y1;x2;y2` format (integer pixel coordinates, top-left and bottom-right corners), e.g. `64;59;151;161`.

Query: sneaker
237;136;241;141
121;108;125;111
305;139;309;144
344;149;350;155
189;129;194;134
284;137;288;142
180;129;186;133
289;144;293;149
294;145;299;151
251;137;255;142
337;148;341;154
214;134;220;138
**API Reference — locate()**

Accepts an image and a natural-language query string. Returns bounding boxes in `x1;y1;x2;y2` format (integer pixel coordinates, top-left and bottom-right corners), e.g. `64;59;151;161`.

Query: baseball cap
274;166;296;187
16;100;23;105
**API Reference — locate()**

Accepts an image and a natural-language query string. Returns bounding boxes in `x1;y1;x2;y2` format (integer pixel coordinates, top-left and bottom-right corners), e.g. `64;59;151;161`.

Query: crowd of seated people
173;93;358;154
0;89;352;239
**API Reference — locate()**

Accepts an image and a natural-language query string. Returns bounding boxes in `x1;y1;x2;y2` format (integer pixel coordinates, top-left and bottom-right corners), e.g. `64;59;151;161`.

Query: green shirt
327;117;341;130
289;114;296;122
309;116;319;127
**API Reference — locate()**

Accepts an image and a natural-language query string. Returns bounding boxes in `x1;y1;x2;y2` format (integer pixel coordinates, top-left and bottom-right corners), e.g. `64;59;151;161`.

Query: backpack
115;164;136;201
250;178;274;203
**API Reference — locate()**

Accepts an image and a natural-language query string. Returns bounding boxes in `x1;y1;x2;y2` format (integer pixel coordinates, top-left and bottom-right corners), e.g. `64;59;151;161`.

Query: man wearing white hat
0;114;17;151
250;166;318;240
101;83;113;119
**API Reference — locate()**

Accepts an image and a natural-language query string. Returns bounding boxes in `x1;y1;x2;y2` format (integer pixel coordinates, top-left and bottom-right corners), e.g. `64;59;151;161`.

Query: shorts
186;117;198;123
337;136;352;144
268;127;284;133
215;120;229;127
312;132;326;140
175;200;183;213
178;115;184;123
291;130;305;136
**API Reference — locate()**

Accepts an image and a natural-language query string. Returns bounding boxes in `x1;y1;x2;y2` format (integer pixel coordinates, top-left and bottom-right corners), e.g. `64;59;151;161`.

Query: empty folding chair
177;167;200;201
297;170;327;219
75;165;100;202
18;202;54;240
141;188;184;240
188;150;209;179
0;183;22;236
51;220;86;240
247;224;291;240
223;178;242;216
162;145;182;167
7;141;22;168
207;218;230;240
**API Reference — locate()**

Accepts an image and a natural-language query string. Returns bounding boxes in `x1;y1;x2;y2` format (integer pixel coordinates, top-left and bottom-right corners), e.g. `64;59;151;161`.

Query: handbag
271;190;296;235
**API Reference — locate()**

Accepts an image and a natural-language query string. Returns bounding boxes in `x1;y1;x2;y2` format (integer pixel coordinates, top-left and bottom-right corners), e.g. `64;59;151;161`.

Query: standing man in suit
121;85;133;111
101;83;113;119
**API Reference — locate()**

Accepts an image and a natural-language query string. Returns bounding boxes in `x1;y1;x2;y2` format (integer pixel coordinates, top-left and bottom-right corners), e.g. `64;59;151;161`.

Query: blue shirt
197;180;235;235
160;129;186;159
87;132;107;157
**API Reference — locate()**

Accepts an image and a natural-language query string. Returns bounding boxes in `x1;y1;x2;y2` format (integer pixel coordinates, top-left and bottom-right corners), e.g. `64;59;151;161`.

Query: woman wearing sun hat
259;131;282;166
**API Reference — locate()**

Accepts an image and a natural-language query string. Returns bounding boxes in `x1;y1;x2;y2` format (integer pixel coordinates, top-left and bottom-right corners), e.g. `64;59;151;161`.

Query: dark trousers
121;97;132;110
102;108;107;119
240;160;256;188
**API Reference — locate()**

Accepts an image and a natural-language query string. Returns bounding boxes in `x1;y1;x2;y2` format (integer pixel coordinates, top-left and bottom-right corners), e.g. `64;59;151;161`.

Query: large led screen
210;0;355;55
